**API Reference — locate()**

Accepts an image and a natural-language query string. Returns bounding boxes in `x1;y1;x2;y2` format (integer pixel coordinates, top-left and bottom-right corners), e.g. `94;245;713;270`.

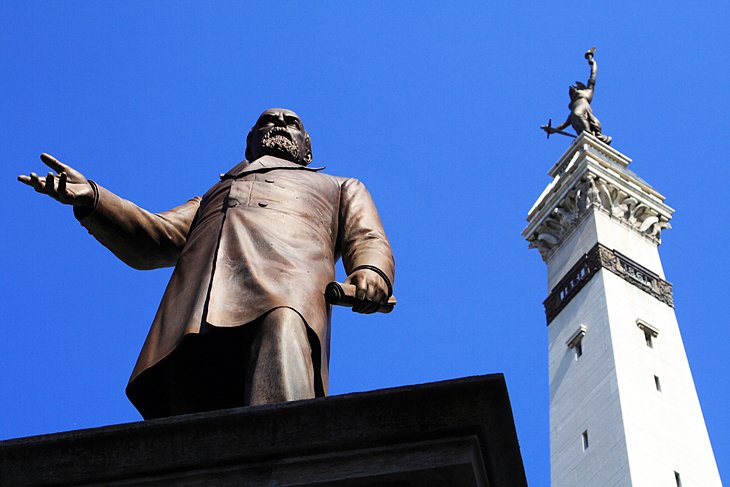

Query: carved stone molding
544;243;674;324
597;244;674;308
527;173;671;261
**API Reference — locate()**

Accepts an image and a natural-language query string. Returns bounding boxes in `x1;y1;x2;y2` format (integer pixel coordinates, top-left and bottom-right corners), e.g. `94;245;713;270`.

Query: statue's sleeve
337;178;395;295
74;182;201;270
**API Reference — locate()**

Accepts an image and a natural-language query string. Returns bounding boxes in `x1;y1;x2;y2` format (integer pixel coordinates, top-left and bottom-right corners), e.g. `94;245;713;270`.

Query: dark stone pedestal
0;374;527;486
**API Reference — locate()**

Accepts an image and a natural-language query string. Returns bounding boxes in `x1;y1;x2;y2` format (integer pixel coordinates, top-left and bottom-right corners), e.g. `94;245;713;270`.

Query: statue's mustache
263;127;293;142
260;129;300;160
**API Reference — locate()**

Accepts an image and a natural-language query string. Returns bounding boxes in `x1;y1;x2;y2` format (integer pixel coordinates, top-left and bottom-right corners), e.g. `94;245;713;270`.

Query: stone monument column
523;132;722;486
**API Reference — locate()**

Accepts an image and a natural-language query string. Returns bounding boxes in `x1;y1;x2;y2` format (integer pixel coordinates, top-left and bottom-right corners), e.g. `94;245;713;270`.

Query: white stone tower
522;132;722;486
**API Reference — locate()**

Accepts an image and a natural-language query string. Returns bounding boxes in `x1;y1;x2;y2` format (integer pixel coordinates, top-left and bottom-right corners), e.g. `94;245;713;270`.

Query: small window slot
644;329;654;348
566;325;587;360
637;319;659;348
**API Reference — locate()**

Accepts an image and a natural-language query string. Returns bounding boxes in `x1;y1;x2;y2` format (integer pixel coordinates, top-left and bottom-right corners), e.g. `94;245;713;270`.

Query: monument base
0;374;527;486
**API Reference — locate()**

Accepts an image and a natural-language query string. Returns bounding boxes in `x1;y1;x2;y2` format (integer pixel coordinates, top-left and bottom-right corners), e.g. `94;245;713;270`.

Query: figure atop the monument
18;108;395;419
541;47;612;145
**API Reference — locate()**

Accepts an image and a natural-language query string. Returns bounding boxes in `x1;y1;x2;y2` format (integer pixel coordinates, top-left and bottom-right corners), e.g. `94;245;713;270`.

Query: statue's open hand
18;153;94;207
345;269;389;314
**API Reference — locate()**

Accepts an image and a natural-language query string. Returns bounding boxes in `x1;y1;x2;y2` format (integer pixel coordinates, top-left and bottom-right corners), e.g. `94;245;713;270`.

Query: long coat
77;155;395;416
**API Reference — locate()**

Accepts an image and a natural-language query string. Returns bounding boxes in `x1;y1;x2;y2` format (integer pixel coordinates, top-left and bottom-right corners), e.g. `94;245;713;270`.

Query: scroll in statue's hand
325;281;396;314
344;268;390;314
18;153;95;207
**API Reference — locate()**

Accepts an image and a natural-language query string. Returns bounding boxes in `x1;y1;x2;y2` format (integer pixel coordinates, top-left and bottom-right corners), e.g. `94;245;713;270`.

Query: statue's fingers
364;283;377;307
45;172;58;198
29;172;45;192
352;284;367;313
344;272;361;286
57;172;68;196
369;285;387;313
372;287;387;310
40;153;69;174
360;284;379;314
354;285;366;303
18;174;34;186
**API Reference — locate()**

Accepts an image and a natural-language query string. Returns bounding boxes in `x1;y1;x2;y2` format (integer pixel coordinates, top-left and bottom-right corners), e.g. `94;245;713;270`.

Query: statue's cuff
351;265;393;297
73;180;100;221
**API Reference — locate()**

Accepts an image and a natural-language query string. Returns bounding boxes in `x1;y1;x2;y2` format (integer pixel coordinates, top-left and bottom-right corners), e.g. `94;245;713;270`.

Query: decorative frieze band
527;173;671;261
544;243;674;324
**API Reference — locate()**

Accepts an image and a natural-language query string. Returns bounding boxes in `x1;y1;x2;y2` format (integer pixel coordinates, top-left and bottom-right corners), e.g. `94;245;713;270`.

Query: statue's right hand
18;153;95;207
540;125;555;134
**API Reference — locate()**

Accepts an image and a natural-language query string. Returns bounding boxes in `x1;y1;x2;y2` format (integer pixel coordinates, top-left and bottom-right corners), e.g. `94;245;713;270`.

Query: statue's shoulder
327;173;352;183
325;173;366;188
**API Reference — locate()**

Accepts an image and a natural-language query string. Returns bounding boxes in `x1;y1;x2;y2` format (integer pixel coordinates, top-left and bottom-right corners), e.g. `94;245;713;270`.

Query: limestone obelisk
523;132;722;486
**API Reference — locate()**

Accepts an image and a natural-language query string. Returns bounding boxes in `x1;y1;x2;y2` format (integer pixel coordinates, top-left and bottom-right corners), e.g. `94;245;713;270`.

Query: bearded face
260;125;301;162
246;108;312;166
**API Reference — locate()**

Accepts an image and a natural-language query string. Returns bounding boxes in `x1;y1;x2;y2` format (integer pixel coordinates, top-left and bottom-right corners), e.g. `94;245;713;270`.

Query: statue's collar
221;156;326;180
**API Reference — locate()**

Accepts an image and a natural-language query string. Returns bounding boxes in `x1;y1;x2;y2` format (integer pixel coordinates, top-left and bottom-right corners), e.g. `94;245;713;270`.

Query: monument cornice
522;133;674;262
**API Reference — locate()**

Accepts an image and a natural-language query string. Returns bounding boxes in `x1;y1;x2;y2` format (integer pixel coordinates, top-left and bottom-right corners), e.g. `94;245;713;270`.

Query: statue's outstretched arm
76;185;201;270
540;115;572;135
19;153;201;270
587;56;597;90
554;116;572;131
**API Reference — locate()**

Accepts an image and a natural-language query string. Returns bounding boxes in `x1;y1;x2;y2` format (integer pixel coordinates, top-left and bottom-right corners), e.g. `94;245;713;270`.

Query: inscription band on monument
544;243;674;324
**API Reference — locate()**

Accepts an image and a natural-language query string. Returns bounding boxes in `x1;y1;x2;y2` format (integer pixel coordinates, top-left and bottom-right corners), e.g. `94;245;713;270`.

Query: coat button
258;202;268;207
227;198;239;207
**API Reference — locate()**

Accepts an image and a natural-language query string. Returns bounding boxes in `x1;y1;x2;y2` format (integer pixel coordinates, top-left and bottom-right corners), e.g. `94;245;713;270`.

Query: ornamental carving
528;173;671;261
598;246;674;308
544;244;674;324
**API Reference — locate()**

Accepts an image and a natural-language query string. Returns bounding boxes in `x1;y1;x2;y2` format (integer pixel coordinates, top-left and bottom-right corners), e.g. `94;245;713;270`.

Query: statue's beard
260;130;300;162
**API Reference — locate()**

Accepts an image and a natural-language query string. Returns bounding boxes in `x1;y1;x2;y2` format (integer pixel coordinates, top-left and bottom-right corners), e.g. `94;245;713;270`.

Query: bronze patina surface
18;108;395;419
541;48;612;144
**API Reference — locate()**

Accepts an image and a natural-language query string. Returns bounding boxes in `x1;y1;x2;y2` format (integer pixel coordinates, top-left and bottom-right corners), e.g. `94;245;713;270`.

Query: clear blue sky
2;2;728;485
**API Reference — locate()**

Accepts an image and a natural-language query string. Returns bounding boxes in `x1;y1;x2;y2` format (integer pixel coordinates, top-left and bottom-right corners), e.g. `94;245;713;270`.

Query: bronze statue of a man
18;108;395;419
542;48;612;144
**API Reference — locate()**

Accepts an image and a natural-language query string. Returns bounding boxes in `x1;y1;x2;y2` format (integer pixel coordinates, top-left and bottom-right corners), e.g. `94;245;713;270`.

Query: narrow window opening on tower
566;325;587;361
674;471;682;487
637;319;659;348
644;329;653;348
654;375;662;392
581;430;589;451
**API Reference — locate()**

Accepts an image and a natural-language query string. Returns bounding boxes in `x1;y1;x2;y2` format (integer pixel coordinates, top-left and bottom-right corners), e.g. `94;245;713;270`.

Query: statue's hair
569;81;587;100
